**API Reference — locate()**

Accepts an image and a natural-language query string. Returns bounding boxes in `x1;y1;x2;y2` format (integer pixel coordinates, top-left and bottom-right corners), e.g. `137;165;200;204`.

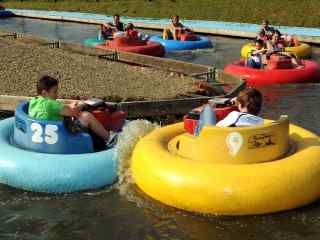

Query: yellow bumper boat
132;117;320;215
241;42;312;59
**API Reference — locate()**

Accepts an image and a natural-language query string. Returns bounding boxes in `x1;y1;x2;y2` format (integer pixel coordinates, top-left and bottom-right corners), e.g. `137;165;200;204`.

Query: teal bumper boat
0;102;125;193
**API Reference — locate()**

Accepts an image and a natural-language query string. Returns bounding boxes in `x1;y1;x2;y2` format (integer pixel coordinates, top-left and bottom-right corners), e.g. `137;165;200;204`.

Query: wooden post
98;52;119;61
207;67;216;82
0;32;18;39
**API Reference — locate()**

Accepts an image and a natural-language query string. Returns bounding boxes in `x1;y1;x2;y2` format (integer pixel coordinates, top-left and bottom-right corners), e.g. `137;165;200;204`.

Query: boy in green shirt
29;76;110;143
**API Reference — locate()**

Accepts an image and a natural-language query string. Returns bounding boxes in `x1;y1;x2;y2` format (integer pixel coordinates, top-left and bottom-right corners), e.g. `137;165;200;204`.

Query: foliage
3;0;320;28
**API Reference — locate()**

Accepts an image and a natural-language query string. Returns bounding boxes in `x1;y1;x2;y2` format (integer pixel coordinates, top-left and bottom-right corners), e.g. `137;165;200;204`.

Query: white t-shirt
216;111;264;127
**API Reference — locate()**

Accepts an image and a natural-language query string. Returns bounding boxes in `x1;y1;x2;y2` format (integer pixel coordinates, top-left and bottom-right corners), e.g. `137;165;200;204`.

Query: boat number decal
248;133;275;149
31;123;58;145
226;132;243;156
31;123;43;143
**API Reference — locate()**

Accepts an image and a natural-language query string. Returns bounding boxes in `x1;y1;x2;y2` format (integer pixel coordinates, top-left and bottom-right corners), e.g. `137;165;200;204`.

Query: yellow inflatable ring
241;42;312;59
132;118;320;215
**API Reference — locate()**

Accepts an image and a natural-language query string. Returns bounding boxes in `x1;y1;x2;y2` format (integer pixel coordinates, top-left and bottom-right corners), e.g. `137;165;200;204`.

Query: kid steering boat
0;100;126;193
131;115;320;215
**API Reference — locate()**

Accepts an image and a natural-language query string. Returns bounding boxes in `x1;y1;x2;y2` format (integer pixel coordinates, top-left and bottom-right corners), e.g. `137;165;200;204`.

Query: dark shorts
64;118;106;152
247;57;262;69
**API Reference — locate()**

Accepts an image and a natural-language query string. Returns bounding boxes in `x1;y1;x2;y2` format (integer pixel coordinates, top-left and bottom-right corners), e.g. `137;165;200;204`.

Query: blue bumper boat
149;35;213;52
0;10;14;18
0;102;118;193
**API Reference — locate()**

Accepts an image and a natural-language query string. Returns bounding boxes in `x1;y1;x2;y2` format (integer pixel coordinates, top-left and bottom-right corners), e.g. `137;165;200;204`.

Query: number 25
31;123;58;145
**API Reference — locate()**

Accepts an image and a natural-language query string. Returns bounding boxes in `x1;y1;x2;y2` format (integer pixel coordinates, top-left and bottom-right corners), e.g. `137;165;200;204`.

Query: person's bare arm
103;22;116;29
182;24;192;32
59;102;83;117
252;49;267;55
179;23;189;31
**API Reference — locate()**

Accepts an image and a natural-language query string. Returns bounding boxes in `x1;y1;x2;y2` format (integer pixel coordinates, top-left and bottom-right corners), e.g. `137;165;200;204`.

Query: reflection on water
166;37;250;69
0;17;99;44
1;170;320;240
0;17;320;240
260;84;320;135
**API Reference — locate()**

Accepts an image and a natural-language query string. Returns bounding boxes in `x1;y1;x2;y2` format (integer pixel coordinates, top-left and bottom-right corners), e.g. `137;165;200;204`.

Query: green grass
2;0;320;28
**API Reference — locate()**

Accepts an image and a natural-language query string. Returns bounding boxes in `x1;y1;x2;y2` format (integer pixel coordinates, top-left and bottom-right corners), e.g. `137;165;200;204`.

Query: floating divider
2;31;209;74
0;69;246;117
0;31;245;117
0;80;245;118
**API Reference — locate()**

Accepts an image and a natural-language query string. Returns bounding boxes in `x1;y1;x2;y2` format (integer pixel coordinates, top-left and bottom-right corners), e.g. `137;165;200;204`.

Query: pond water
0;17;320;240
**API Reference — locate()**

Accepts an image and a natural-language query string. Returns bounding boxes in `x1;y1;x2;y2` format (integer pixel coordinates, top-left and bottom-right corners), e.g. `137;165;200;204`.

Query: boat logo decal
248;133;276;149
226;132;243;157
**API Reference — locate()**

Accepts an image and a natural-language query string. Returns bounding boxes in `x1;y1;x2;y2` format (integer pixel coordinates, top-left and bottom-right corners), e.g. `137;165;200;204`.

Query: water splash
115;120;158;197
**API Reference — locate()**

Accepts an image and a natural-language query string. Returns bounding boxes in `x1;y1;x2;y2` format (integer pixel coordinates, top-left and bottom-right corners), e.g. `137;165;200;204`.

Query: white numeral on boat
45;125;58;145
31;123;43;143
31;123;58;144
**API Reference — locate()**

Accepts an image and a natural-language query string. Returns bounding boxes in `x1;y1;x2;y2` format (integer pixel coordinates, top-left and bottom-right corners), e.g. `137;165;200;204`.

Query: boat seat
169;116;290;164
267;55;293;70
13;101;94;154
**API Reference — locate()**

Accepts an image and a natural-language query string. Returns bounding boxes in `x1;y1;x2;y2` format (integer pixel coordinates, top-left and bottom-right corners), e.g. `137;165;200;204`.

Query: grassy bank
2;0;320;28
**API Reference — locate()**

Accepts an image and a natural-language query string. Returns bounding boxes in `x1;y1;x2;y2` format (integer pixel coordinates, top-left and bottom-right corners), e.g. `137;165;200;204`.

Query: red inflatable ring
96;36;165;57
224;59;320;86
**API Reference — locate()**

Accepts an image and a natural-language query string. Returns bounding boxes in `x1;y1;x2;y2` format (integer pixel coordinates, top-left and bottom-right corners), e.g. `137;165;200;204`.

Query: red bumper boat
96;36;165;57
224;58;320;86
184;100;237;135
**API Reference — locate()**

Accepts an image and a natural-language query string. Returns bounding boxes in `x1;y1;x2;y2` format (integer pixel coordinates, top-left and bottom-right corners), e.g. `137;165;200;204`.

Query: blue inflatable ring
0;118;118;193
149;35;213;52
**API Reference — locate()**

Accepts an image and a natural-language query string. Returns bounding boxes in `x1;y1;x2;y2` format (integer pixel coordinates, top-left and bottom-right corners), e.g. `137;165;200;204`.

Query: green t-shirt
28;96;64;121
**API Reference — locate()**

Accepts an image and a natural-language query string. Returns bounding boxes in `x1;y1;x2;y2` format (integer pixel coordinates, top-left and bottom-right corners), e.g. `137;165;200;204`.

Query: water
0;17;99;45
1;17;320;240
0;17;249;68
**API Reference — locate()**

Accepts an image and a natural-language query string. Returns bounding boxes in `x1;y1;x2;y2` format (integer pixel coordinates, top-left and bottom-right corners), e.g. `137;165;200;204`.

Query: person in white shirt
195;88;264;135
216;109;263;127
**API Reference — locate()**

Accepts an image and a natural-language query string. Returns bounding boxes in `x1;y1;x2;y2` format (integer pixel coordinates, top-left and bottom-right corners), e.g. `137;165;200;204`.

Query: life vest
91;109;127;132
268;41;283;53
101;25;113;37
267;55;293;70
259;35;268;42
277;40;286;48
180;32;198;41
126;29;139;39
